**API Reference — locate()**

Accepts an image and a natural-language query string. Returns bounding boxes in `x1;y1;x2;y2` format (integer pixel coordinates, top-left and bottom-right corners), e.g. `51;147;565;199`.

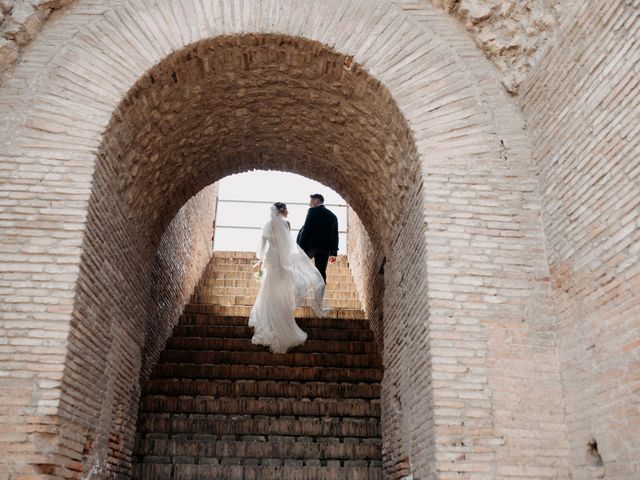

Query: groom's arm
330;215;339;257
297;208;313;248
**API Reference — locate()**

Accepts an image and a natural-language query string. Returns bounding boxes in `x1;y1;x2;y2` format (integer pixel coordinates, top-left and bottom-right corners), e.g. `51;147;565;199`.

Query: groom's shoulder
304;206;320;221
309;205;336;220
322;206;338;221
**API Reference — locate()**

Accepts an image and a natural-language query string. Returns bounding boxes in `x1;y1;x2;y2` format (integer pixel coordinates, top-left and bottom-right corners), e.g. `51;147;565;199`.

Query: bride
249;202;326;353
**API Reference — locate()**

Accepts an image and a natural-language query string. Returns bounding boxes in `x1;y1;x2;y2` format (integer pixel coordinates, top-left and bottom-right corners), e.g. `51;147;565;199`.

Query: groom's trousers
304;248;330;283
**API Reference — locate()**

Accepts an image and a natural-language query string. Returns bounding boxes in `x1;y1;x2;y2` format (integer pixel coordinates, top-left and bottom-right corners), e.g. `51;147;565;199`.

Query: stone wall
143;186;217;384
423;161;569;479
347;186;432;479
59;170;216;477
0;0;589;478
423;0;559;93
90;32;429;478
0;0;73;82
520;2;640;478
0;0;563;96
346;207;385;351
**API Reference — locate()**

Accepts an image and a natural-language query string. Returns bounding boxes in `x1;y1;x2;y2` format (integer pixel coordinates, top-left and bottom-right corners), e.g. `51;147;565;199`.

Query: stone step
159;350;382;369
139;396;381;417
198;278;356;290
171;324;374;342
143;380;381;399
151;364;383;383
166;337;378;355
135;250;380;477
210;254;350;267
203;270;355;281
207;255;349;265
135;438;381;461
211;251;257;259
203;272;355;283
205;257;351;273
192;295;362;309
183;304;367;319
178;315;371;331
135;463;382;480
194;286;359;300
137;414;380;438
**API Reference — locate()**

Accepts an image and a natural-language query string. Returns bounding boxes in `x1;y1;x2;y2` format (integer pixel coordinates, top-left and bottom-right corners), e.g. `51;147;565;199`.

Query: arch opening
211;170;349;254
68;34;429;477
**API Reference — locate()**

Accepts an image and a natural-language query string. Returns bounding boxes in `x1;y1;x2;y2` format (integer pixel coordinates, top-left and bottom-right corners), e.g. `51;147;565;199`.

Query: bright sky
214;170;347;253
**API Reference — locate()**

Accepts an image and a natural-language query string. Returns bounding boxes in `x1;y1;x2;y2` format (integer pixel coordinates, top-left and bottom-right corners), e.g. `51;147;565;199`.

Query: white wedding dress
248;206;326;353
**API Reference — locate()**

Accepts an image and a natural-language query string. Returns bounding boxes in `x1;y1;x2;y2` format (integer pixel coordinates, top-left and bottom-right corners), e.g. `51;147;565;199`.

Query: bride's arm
256;221;271;263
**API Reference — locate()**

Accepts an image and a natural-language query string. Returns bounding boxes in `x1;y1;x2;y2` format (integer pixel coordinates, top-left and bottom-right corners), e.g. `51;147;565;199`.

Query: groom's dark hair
310;193;324;203
273;202;287;212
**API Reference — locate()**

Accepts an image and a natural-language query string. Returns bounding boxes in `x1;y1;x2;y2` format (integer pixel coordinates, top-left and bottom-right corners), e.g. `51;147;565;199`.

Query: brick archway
0;1;565;479
92;32;426;477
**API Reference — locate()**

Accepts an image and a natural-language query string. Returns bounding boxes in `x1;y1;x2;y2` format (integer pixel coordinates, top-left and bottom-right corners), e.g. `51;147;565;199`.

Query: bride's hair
273;202;287;212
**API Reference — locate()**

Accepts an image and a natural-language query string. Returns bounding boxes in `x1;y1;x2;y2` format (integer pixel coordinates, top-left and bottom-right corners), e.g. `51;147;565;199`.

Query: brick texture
0;0;634;479
520;2;640;478
0;0;75;83
66;184;216;477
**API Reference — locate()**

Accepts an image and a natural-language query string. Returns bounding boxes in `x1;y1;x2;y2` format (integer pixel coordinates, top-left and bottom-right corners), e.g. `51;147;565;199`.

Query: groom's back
298;205;338;252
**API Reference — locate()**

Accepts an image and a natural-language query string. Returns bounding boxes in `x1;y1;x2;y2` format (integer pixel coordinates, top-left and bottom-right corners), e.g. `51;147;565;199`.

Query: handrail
213;197;348;252
217;198;346;208
214;224;347;233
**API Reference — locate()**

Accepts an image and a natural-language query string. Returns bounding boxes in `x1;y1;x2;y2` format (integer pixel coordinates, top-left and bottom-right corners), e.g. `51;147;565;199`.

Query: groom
296;193;338;283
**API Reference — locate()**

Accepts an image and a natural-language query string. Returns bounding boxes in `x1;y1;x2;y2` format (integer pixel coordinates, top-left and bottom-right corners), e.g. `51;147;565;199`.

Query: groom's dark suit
296;205;338;282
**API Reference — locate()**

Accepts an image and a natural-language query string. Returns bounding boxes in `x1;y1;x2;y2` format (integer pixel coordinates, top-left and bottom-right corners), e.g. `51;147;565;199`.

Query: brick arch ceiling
105;33;418;252
8;0;507;236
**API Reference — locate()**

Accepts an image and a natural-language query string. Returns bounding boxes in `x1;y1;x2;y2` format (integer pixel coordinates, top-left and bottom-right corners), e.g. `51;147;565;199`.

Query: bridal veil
248;205;326;353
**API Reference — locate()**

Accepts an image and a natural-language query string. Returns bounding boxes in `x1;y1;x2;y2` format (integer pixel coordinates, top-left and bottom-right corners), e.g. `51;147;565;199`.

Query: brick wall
10;27;431;477
406;0;559;94
423;162;569;479
59;165;216;477
521;2;640;478
0;147;90;476
0;1;602;478
143;186;217;384
347;166;433;478
0;0;562;96
347;208;385;351
0;159;216;479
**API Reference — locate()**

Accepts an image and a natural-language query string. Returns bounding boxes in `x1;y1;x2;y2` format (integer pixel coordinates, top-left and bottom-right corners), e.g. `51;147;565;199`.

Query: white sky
214;170;347;253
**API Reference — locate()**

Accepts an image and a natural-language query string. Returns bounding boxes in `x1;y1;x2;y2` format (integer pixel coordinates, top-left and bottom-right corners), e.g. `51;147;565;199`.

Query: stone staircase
133;252;384;479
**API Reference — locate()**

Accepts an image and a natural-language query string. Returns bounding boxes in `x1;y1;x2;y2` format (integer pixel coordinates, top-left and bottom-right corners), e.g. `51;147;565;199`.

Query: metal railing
214;199;348;234
213;198;348;252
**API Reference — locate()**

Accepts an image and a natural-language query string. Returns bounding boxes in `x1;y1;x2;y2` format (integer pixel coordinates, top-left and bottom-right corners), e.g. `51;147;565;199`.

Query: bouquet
252;261;264;281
